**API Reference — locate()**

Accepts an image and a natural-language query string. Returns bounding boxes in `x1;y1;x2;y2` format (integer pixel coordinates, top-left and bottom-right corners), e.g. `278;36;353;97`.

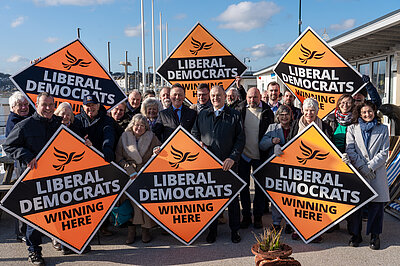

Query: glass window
358;63;369;75
372;59;386;100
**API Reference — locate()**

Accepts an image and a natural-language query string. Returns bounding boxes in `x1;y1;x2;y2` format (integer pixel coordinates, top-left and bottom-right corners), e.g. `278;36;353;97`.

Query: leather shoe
231;231;241;243
16;234;26;243
206;230;217;243
240;216;252;229
52;239;62;251
370;234;380;250
253;217;263;229
349;234;362;247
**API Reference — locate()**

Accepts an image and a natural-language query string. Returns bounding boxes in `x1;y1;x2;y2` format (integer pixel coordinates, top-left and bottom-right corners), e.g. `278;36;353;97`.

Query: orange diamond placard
126;126;246;245
0;126;131;253
157;23;247;105
252;123;377;243
274;27;365;119
10;39;127;114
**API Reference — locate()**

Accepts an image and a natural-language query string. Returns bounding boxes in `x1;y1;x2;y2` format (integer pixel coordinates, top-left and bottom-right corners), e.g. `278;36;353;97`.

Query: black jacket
153;105;197;142
73;105;116;161
236;100;275;160
191;105;245;163
5;112;30;137
126;102;141;119
3;112;61;166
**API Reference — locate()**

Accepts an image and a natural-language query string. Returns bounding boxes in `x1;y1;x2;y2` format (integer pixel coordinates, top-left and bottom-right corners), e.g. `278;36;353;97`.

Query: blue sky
0;0;399;75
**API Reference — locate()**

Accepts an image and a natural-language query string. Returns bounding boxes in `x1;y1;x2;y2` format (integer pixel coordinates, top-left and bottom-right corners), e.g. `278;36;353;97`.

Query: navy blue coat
73;105;116;161
153;105;197;142
5;112;30;137
191;105;245;164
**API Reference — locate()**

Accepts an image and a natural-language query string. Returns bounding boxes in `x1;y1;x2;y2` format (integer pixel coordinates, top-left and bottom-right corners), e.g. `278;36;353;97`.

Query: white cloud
45;37;58;43
174;13;187;20
216;1;281;32
33;0;113;6
7;55;29;63
11;16;26;28
245;42;290;60
330;19;355;31
125;24;143;37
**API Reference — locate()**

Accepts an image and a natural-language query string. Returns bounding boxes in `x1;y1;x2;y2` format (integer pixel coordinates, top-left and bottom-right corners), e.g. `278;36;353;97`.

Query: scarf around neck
359;117;377;148
335;108;353;126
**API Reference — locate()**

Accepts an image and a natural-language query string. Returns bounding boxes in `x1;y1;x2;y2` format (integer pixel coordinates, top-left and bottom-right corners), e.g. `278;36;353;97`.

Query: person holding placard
344;101;390;250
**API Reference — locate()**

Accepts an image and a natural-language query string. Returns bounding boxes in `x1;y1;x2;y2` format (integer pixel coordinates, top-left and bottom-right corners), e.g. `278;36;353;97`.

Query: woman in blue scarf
344;101;390;250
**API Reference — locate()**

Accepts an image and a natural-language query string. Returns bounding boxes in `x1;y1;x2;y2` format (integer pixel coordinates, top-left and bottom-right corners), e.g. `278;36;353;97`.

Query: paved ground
0;209;399;266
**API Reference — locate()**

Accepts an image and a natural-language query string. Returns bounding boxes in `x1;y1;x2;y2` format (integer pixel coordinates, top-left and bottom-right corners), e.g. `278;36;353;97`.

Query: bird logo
298;44;325;64
168;145;199;169
52;147;85;171
296;141;329;165
190;37;213;55
62;50;91;70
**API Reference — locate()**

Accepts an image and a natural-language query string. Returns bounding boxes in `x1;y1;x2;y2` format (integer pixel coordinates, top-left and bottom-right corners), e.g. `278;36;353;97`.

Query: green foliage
253;226;283;252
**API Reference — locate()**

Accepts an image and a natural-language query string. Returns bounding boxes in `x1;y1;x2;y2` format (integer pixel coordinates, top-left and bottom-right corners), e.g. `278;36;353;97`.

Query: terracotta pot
251;243;300;265
251;243;292;259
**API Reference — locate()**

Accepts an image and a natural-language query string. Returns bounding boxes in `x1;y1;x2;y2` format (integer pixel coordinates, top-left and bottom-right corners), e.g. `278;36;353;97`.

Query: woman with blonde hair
115;114;161;244
54;102;74;126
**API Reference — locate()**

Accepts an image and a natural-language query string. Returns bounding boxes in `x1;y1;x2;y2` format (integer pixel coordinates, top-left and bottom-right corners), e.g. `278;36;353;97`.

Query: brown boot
141;228;152;243
126;225;136;244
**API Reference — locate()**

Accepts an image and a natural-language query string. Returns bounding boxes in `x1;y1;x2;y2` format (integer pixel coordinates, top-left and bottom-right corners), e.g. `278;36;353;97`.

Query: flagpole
141;0;146;92
159;12;163;87
151;0;156;90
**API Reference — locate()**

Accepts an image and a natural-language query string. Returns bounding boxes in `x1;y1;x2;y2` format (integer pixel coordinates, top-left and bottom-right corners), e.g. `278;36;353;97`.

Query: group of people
2;75;390;265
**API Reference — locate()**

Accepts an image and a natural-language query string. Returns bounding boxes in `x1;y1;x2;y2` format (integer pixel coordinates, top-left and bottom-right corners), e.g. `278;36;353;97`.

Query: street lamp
119;51;132;94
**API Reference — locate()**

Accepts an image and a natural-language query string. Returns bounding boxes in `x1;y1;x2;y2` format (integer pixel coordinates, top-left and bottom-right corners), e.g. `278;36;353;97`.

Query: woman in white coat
344;101;390;250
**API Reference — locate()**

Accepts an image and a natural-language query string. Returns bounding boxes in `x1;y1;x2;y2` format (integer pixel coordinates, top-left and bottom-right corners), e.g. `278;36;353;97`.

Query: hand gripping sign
274;27;365;119
251;122;377;243
125;126;246;245
157;22;247;105
0;126;132;254
10;39;127;114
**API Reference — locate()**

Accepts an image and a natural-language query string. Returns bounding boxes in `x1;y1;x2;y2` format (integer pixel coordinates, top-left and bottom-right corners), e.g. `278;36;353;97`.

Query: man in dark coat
126;90;142;118
5;91;33;243
3;92;61;266
152;83;197;142
73;96;116;163
191;85;245;244
236;87;274;229
73;95;116;237
110;102;130;138
6;91;33;137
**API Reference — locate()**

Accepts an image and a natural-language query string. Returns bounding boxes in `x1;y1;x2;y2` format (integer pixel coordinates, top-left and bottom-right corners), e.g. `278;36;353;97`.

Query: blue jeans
26;225;42;253
271;205;283;225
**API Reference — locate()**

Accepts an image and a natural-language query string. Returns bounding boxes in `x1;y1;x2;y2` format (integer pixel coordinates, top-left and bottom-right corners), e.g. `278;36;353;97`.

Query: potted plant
251;226;300;265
